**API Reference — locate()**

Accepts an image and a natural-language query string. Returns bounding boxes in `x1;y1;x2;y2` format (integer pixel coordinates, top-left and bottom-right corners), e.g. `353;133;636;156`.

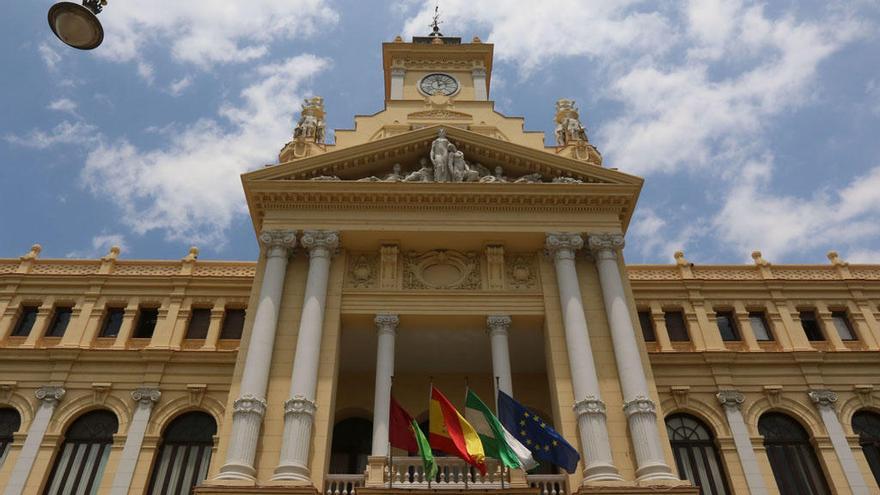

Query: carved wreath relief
404;250;481;290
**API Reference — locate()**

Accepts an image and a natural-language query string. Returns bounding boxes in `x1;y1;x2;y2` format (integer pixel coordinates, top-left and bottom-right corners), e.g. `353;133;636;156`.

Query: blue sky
2;0;879;264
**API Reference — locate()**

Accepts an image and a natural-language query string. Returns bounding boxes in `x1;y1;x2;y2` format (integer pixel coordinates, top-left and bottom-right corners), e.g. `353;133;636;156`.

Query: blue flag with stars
497;390;581;474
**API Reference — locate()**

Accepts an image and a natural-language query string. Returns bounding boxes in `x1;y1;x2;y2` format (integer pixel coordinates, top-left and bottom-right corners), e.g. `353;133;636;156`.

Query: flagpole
495;375;505;490
464;376;470;491
428;376;433;490
389;375;394;490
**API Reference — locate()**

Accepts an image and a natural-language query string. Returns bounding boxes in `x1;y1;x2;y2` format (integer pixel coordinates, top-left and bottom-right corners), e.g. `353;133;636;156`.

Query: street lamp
47;0;107;50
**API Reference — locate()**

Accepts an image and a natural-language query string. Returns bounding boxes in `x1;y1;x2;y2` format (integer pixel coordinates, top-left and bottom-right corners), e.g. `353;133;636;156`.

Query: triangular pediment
244;125;642;186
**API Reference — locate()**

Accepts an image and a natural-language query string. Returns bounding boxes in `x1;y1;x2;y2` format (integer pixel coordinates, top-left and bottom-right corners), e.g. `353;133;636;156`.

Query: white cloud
81;54;330;245
848;249;880;264
137;61;155;84
47;98;78;116
168;76;193;97
66;233;127;259
38;42;61;71
97;0;338;69
5;121;99;149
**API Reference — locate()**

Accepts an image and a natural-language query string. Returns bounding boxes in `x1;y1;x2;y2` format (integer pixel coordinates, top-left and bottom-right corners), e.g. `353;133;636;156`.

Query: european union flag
497;390;581;474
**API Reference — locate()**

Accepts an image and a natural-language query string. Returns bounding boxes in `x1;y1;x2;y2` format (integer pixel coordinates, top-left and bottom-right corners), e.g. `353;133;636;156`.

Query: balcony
324;457;568;495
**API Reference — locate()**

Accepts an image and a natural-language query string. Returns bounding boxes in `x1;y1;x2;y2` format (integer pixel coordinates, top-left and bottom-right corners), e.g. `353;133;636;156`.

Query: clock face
420;73;459;96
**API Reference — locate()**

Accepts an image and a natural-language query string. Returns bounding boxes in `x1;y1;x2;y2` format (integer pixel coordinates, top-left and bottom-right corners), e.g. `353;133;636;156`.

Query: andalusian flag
429;386;487;475
464;389;538;470
389;396;437;479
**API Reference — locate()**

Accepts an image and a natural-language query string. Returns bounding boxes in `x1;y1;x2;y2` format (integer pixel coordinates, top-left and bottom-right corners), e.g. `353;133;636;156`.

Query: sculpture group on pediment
554;99;589;146
293;97;326;144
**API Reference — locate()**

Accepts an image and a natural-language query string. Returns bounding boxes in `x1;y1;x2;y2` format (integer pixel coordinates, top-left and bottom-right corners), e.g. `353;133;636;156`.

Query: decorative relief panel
404;250;481;290
506;254;538;290
346;252;379;289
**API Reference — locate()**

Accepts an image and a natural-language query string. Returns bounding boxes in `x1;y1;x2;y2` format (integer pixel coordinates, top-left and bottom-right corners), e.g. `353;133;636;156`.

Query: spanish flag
429;386;486;475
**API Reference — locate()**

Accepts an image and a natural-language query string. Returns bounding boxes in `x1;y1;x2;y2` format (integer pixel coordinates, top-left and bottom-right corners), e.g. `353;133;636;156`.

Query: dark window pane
665;414;730;495
11;306;39;337
749;312;773;341
147;412;217;495
638;311;656;342
852;411;880;487
100;308;125;338
133;308;159;339
185;308;211;340
759;413;831;495
716;311;740;341
220;309;246;340
0;408;21;466
830;311;856;341
46;307;72;338
800;311;824;341
329;417;373;475
665;311;690;342
44;410;118;495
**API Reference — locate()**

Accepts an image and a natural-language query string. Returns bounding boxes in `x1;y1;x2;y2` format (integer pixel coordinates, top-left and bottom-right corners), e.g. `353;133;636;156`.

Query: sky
1;0;879;265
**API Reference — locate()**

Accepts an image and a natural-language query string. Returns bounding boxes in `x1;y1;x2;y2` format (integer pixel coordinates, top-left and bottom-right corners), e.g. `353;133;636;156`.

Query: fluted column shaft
274;230;339;482
487;315;514;396
809;390;869;495
371;314;399;456
110;388;161;495
217;230;296;481
545;233;621;483
588;233;677;482
4;386;65;495
717;390;768;495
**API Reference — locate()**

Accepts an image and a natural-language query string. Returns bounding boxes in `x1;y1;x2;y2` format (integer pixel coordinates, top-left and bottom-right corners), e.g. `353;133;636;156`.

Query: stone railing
527;474;569;495
325;474;365;495
387;456;508;489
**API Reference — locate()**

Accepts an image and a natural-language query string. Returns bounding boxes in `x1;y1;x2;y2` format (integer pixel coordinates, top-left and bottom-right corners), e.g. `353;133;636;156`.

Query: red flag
389;396;418;452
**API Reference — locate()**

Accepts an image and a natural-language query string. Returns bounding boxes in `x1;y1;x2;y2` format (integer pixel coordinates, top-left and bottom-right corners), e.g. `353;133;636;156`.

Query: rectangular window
132;308;159;339
831;311;856;341
715;311;740;341
11;306;39;337
220;309;246;340
664;311;690;342
46;307;73;337
748;312;773;341
800;311;825;341
99;308;125;338
637;311;656;342
185;308;211;340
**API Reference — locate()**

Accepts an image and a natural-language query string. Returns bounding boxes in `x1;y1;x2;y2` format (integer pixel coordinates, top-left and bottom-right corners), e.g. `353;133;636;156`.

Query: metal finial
429;4;443;36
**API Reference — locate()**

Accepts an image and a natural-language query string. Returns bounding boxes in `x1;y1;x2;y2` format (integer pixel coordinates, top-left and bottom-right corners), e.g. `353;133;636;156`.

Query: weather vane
429;3;443;36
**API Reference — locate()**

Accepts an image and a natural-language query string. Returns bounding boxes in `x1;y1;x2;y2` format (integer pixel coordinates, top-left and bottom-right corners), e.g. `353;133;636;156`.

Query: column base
195;484;319;494
214;462;257;482
574;484;698;495
359;489;539;495
582;462;624;483
634;462;681;484
271;463;312;483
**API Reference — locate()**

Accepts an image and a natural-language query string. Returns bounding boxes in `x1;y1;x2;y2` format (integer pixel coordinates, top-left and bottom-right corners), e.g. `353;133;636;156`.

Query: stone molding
573;396;607;416
623;396;657;417
809;389;839;409
283;396;317;416
131;387;161;406
233;394;267;417
35;386;65;404
716;390;745;410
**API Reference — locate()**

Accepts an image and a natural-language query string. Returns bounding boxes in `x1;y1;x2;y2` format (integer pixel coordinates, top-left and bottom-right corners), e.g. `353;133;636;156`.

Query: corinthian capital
587;233;625;258
716;390;745;410
259;230;297;257
808;389;838;409
545;233;584;261
487;315;512;335
35;386;65;405
300;230;340;257
374;313;399;334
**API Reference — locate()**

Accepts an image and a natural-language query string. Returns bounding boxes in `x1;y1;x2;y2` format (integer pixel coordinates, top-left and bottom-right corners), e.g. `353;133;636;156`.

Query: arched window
0;408;21;466
147;411;217;495
758;412;831;495
329;417;372;474
665;414;729;495
44;410;118;495
852;410;880;487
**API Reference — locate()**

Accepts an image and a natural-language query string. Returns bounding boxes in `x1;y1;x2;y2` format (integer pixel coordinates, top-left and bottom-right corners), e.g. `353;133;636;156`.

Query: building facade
0;32;878;495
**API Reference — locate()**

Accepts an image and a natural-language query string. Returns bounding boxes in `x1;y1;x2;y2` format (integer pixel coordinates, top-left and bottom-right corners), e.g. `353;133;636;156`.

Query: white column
274;230;339;482
545;233;621;483
472;67;488;100
487;315;514;396
217;229;296;481
809;390;870;495
110;387;161;495
588;233;677;482
371;313;398;456
390;68;405;100
716;390;768;495
4;386;65;495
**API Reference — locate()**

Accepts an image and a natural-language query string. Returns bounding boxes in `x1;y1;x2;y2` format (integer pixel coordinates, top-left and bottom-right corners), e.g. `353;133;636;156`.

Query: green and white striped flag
465;389;538;470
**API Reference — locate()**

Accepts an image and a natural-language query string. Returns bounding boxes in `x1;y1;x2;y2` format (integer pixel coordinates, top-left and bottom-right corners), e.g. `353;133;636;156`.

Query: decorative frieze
506;253;537;290
346;253;378;289
404;249;481;290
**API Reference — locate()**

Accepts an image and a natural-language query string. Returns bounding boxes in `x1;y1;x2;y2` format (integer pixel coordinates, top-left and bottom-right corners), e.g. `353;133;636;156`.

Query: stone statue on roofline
553;98;603;165
293;96;326;144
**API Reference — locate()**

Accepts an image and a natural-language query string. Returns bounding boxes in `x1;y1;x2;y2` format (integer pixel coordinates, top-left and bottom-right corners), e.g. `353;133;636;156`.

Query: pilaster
716;390;767;495
110;387;161;495
808;390;869;495
4;386;65;495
